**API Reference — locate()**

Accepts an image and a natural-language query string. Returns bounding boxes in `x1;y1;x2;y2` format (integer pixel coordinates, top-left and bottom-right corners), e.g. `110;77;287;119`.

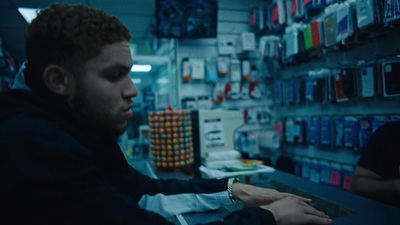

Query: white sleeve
138;191;232;218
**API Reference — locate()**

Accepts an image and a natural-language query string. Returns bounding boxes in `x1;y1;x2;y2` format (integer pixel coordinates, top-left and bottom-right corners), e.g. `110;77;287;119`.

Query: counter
180;169;400;225
127;158;400;225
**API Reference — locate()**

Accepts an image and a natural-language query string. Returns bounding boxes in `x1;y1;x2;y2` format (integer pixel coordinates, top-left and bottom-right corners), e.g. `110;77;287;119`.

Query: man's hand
261;197;332;225
232;182;312;207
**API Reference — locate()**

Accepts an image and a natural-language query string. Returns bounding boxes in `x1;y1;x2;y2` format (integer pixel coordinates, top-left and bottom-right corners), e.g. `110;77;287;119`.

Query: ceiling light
157;78;169;84
131;78;141;84
131;65;151;72
18;7;39;23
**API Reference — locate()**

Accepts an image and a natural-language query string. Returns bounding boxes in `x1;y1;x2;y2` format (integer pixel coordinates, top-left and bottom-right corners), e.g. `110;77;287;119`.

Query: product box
218;35;237;55
343;116;359;150
356;0;376;29
182;58;192;82
324;13;337;47
320;116;333;148
358;117;372;149
217;57;230;76
190;58;205;80
309;159;321;183
307;117;320;145
241;60;251;81
358;65;376;97
238;32;256;52
230;59;242;82
205;58;218;83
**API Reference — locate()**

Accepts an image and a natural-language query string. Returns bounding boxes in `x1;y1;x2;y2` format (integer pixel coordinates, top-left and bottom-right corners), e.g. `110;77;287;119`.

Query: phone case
382;61;400;96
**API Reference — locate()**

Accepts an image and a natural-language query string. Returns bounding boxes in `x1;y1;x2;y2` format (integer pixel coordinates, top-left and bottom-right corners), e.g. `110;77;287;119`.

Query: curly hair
24;3;131;94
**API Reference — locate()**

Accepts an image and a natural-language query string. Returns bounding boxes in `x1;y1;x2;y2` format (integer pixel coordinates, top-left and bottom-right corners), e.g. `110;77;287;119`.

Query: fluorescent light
18;7;39;23
157;78;169;84
131;65;151;72
131;78;141;84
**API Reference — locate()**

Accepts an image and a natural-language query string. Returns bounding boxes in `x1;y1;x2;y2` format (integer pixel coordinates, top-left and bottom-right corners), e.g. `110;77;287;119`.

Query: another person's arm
350;166;400;208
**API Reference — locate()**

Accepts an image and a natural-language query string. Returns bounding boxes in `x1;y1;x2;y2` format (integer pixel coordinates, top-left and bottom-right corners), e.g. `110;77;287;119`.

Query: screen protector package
343;116;359;151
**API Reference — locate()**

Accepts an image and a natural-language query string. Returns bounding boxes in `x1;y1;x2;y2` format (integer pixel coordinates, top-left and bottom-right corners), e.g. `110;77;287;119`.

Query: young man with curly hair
0;3;331;225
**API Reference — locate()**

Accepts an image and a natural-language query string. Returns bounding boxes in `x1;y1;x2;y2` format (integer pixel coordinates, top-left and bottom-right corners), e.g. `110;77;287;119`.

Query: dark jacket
0;90;275;225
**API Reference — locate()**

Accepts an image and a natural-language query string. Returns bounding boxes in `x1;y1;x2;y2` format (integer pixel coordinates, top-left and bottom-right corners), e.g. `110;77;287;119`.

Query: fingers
281;192;312;203
303;214;333;224
299;200;332;224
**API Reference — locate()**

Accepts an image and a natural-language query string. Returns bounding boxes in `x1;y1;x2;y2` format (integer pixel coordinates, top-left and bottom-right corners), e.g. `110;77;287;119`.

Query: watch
227;177;239;203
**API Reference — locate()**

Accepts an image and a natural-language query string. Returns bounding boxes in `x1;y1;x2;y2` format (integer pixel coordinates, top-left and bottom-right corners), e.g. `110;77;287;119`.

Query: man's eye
107;73;123;81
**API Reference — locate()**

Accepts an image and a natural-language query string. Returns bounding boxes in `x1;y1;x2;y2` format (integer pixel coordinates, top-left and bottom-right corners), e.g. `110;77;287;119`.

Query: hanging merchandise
341;67;357;98
355;0;378;30
343;116;359;150
212;82;225;104
371;116;389;133
358;117;372;149
381;60;400;97
249;65;259;84
336;0;355;43
285;117;304;143
205;57;218;83
197;96;211;110
334;116;345;148
310;19;324;48
323;7;337;47
248;7;264;31
332;68;357;102
225;82;241;99
241;84;250;99
190;58;205;80
302;24;313;51
249;83;262;99
285;23;300;58
309;158;321;183
342;164;354;190
287;79;300;104
384;0;400;23
241;60;251;81
358;64;376;98
268;0;287;29
306;117;320;145
274;80;284;105
320;116;333;148
319;160;331;185
218;35;237;55
305;70;329;104
286;0;305;24
259;35;281;59
230;59;242;82
217;56;230;76
236;32;256;54
329;162;342;188
182;58;192;82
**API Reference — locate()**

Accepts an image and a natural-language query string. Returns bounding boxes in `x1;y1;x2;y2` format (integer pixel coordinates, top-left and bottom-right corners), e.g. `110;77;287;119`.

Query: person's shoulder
376;121;400;133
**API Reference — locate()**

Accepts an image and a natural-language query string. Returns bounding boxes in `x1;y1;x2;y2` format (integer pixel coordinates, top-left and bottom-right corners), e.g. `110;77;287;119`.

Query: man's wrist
227;177;239;203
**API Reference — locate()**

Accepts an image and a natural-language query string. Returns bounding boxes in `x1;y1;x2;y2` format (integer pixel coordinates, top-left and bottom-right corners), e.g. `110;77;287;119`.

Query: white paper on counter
199;165;275;179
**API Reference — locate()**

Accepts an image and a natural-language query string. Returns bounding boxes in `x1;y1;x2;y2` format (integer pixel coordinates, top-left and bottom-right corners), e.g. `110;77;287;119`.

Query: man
350;121;400;208
0;3;332;225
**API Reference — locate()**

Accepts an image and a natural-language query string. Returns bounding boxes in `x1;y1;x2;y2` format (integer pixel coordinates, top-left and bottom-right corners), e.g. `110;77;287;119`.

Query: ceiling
0;0;157;62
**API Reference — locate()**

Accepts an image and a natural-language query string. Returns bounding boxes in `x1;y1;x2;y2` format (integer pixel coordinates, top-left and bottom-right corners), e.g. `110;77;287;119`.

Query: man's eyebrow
102;63;133;72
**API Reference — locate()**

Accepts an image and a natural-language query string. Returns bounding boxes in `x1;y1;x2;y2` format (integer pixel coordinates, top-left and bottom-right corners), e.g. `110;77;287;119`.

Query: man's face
67;41;138;136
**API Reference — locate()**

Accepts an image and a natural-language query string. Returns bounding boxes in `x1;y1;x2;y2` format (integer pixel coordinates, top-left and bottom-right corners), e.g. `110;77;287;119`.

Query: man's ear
43;65;71;95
